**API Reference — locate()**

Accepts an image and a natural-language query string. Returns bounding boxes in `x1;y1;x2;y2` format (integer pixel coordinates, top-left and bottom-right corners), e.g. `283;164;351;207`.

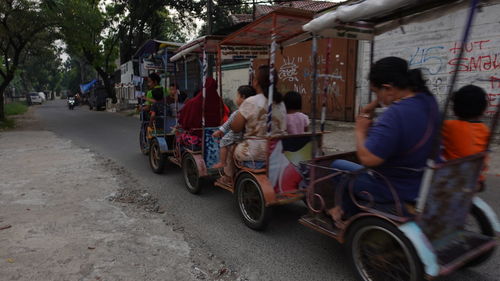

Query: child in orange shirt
442;85;490;189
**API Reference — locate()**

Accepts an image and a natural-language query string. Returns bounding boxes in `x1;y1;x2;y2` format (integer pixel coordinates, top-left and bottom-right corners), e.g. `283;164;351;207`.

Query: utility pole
252;0;256;20
207;0;213;35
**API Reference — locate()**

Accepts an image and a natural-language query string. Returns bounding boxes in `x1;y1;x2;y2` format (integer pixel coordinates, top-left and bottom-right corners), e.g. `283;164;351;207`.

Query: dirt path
0;113;242;281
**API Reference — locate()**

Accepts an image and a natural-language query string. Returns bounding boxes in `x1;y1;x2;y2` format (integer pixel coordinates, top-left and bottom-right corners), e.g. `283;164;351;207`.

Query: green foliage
201;0;252;36
0;0;56;120
5;102;28;116
116;0;199;63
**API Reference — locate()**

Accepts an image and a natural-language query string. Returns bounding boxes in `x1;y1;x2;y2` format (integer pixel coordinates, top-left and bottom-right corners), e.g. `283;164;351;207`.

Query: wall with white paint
357;0;500;121
221;61;251;110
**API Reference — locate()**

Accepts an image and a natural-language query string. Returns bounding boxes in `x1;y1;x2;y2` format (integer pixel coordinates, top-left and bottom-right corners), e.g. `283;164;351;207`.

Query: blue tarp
80;79;98;94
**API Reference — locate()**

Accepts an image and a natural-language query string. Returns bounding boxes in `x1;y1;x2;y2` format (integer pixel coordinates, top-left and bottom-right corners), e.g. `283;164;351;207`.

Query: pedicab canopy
133;39;183;59
133;39;183;78
303;0;460;37
219;7;314;51
169;35;226;62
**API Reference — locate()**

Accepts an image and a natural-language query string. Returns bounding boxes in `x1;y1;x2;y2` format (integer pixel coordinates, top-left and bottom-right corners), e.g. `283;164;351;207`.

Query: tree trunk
95;67;116;103
0;74;15;121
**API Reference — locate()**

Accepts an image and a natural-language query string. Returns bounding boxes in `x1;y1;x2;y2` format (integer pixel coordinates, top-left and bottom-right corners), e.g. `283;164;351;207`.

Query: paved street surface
3;99;499;281
0;109;239;281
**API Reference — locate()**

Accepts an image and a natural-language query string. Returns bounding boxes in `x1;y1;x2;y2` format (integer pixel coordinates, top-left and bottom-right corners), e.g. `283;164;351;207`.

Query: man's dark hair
284;91;302;111
237;85;257;99
452;85;487;119
149;72;161;84
169;83;177;88
369;56;431;95
152;87;163;102
178;91;187;103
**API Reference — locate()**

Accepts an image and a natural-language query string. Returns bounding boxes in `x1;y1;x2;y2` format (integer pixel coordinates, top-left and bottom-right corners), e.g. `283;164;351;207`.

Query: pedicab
214;8;331;230
134;40;182;173
168;35;228;192
296;0;499;280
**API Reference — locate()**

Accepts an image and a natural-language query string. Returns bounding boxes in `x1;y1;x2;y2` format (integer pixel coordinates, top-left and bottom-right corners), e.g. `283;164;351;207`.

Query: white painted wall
120;61;134;84
221;62;251;110
356;1;500;119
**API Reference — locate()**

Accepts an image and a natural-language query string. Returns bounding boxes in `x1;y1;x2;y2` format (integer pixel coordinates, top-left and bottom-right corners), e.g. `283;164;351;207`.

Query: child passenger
284;91;310;134
442;85;490;189
148;87;167;130
212;85;257;169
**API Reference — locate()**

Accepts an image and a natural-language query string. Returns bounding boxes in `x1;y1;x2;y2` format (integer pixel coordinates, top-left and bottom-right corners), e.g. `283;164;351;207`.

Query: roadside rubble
0;117;243;280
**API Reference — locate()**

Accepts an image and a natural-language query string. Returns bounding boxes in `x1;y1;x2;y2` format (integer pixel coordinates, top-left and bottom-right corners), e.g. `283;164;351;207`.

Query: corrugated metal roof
278;1;339;12
231;1;339;24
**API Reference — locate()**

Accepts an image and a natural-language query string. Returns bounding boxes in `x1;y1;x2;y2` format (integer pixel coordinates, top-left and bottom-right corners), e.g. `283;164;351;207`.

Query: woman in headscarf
178;77;228;146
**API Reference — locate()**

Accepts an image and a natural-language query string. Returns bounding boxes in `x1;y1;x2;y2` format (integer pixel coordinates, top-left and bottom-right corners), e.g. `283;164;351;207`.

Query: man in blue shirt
328;57;439;226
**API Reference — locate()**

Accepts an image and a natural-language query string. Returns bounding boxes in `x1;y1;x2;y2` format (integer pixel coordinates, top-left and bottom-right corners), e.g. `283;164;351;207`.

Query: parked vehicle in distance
29;92;42;105
38;92;46;102
88;86;107;110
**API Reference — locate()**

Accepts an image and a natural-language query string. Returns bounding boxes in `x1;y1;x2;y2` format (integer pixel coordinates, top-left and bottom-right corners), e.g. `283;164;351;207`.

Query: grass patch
5;102;28;116
0;118;15;130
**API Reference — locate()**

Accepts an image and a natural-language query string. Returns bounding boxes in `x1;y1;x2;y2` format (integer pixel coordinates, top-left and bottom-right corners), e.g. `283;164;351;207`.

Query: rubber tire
235;173;271;231
346;218;424;281
149;139;166;174
182;153;202;194
463;205;496;267
139;127;149;155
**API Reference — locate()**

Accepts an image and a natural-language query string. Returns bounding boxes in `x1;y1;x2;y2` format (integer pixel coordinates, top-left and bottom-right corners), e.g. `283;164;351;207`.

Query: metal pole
267;14;277;135
321;38;332;132
202;46;208;128
184;57;188;92
217;46;224;121
368;40;375;103
249;58;254;85
311;33;318;158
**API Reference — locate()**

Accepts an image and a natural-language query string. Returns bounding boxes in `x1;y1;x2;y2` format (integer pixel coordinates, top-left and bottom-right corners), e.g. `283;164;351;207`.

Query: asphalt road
36;100;500;281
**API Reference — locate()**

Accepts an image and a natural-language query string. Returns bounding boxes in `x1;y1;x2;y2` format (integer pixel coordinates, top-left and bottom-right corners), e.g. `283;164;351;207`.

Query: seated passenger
442;85;490;190
142;72;168;111
148;87;168;131
327;57;439;226
178;77;228;145
218;65;286;184
284;91;309;134
212;85;257;169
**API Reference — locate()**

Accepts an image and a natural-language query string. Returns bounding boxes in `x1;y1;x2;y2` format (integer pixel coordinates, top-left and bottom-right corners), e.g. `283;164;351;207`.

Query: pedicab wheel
347;218;423;281
139;128;149;155
149;138;166;174
182;153;202;194
463;205;496;267
235;173;271;230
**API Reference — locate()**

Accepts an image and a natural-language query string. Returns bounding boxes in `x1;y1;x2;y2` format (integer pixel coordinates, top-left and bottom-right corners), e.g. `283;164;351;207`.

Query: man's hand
360;99;379;116
355;114;372;137
212;130;224;138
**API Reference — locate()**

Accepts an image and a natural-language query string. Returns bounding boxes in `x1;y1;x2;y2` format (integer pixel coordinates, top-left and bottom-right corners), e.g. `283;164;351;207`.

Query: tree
52;0;120;101
116;0;202;64
0;0;53;120
201;0;252;36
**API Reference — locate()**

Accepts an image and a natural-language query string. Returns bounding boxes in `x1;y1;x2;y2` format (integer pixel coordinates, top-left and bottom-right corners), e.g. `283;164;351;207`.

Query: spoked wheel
463;204;496;267
347;218;423;281
149;139;166;174
182;153;202;194
139;126;149;155
235;174;271;230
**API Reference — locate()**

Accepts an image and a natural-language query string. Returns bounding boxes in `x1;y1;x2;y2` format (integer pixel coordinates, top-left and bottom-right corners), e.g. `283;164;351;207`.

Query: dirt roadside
0;109;244;281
